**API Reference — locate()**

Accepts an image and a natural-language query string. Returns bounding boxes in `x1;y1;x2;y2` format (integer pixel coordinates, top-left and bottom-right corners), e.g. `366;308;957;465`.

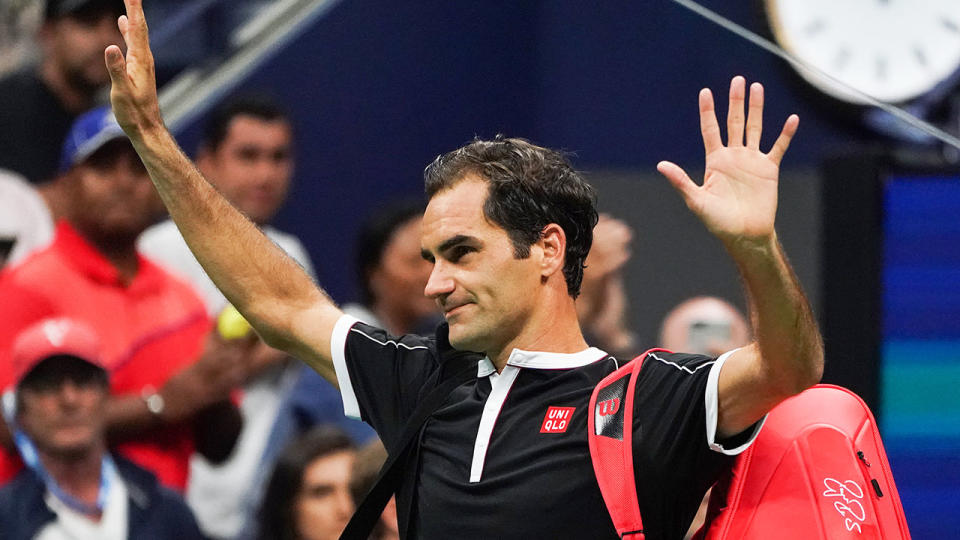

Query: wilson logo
540;406;575;433
597;398;621;417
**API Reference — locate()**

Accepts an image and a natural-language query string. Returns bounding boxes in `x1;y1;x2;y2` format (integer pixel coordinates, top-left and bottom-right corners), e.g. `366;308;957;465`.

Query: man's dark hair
256;426;355;540
201;94;290;152
424;136;598;298
355;200;425;306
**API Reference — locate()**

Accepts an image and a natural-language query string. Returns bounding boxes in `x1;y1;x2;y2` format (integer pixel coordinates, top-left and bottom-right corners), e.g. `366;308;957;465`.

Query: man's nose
423;262;454;299
58;380;83;405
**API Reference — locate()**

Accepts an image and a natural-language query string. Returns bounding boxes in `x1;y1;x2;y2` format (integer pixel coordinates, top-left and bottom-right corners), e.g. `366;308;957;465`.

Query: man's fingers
657;160;699;205
745;82;764;149
120;0;151;52
105;45;127;86
767;114;800;165
699;88;722;155
726;76;746;147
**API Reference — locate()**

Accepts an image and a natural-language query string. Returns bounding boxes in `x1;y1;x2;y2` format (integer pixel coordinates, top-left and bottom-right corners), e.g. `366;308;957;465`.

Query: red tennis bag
589;351;911;540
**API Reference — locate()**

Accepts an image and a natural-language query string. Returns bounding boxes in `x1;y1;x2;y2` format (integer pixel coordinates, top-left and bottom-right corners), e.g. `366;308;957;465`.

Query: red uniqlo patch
540;406;575;433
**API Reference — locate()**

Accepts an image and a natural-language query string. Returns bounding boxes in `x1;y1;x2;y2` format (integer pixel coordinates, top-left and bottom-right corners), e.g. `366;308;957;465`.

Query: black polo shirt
331;316;762;540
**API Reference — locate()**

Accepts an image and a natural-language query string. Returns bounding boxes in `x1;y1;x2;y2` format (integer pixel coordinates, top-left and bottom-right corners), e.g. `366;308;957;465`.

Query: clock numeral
914;46;928;68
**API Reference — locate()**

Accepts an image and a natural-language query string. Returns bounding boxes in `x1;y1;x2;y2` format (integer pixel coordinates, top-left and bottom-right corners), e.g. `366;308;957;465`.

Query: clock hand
669;0;960;152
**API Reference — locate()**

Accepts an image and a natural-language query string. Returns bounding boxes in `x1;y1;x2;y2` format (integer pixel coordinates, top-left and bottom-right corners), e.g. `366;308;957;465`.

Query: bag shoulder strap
588;348;671;540
341;325;479;540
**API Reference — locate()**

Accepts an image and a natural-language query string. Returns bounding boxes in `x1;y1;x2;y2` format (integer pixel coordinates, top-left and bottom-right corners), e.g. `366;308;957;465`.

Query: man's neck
488;297;588;372
39;60;95;114
39;446;106;506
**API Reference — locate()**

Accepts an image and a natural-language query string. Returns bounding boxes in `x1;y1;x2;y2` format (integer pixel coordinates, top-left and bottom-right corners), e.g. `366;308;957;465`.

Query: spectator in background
659;296;751;540
0;317;205;540
345;201;440;335
0;169;54;269
255;426;357;540
138;94;332;539
660;296;751;358
577;214;637;358
0;106;244;491
0;0;124;183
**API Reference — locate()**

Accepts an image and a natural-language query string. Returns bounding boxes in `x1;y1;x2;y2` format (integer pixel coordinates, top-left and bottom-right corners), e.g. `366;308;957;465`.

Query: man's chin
447;324;485;354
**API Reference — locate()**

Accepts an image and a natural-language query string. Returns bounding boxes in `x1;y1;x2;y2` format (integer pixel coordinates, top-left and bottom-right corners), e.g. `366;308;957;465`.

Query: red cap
10;318;104;386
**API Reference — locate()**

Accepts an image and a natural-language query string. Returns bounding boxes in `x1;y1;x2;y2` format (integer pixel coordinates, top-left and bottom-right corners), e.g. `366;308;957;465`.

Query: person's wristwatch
141;385;166;419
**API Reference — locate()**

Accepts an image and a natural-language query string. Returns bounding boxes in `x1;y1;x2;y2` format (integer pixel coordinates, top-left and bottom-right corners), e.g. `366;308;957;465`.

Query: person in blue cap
0;106;249;492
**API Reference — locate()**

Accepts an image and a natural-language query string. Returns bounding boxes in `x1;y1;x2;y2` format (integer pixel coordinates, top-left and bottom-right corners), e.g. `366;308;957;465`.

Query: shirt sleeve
329;315;441;447
630;351;764;539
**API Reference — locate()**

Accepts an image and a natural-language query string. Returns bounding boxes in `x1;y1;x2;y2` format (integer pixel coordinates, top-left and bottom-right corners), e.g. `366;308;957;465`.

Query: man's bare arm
658;77;824;438
103;0;341;382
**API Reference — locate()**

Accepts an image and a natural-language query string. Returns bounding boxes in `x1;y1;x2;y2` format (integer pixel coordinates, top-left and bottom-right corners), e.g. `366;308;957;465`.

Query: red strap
588;348;671;539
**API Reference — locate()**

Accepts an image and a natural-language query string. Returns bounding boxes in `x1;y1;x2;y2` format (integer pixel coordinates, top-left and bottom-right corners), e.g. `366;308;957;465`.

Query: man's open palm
657;76;798;244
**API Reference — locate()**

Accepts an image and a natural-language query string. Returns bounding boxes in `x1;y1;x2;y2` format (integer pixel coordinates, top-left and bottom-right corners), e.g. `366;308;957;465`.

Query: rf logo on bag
541;406;575;433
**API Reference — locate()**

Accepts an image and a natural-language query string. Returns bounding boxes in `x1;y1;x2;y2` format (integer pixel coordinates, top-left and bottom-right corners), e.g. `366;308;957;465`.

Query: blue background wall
173;0;864;304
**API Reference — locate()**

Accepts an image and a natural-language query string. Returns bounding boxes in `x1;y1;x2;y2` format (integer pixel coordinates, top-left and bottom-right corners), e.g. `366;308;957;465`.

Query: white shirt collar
476;347;608;376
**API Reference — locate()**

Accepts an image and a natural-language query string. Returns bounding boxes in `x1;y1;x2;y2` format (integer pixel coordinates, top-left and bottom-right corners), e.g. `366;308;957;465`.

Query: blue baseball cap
59;106;128;173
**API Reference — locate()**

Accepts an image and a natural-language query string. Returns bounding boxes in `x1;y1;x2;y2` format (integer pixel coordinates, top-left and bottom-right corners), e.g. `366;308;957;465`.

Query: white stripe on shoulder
349;327;431;351
647;352;715;375
331;314;362;419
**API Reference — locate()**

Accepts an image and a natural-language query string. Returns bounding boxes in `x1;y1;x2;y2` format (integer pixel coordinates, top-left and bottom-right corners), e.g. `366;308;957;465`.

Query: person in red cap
0;317;204;539
0;106;247;491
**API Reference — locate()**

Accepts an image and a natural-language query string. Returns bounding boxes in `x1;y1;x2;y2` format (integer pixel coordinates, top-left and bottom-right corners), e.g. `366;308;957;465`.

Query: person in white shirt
0;169;54;268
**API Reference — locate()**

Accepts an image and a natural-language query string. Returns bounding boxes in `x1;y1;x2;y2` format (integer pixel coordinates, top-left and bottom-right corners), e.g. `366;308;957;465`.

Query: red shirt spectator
0;222;209;489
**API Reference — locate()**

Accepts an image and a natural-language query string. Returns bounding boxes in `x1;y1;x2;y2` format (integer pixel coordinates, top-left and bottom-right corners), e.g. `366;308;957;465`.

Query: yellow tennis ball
217;305;252;340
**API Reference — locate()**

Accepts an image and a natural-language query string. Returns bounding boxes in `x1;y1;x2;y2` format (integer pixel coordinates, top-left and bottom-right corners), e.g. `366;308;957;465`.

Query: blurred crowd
0;1;751;539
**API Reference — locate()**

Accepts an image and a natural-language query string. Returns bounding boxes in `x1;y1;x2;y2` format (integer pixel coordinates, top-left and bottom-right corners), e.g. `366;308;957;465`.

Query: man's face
198;116;293;225
371;216;437;323
294;450;356;540
69;142;163;243
421;176;543;354
44;12;123;92
16;364;108;459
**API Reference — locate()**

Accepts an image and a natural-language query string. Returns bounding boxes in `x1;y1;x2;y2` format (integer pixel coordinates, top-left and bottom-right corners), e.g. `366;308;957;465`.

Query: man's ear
539;223;566;279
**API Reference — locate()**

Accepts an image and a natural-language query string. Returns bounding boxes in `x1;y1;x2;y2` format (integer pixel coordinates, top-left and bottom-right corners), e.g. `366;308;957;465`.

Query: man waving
103;2;822;538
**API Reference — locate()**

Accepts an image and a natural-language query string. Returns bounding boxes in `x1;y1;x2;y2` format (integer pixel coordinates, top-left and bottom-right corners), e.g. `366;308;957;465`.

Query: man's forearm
129;127;329;348
727;233;823;395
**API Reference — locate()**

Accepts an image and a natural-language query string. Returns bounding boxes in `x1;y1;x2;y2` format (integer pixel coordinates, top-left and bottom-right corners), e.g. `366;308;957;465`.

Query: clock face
766;0;960;104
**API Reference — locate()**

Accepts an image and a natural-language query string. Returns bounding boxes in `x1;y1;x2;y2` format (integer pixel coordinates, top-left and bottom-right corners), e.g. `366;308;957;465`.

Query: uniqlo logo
540;406;575;433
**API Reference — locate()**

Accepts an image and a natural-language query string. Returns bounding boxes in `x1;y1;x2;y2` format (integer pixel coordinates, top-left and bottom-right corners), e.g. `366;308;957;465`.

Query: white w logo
41;319;72;347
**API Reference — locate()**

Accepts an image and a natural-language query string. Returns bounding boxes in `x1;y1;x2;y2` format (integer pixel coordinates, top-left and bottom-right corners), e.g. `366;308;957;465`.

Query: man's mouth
443;303;471;318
